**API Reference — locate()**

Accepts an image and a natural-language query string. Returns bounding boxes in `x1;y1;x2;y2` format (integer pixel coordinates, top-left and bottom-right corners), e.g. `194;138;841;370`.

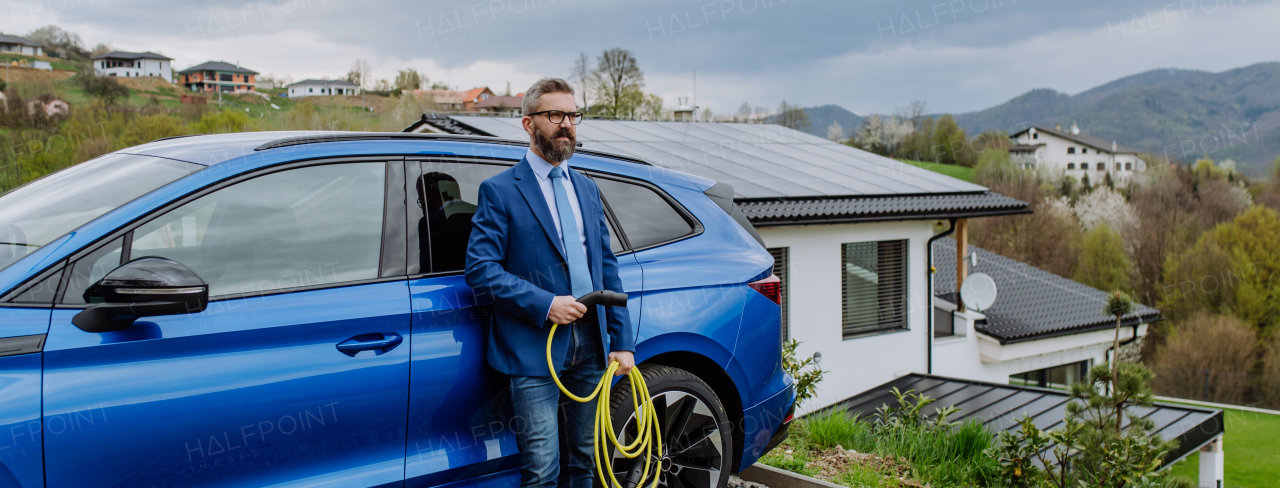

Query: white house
1009;123;1146;186
90;51;173;79
0;34;42;56
286;79;361;97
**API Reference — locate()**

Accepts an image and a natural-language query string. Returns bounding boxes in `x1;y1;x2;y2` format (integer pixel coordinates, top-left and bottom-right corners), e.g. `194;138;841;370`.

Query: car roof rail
251;132;652;166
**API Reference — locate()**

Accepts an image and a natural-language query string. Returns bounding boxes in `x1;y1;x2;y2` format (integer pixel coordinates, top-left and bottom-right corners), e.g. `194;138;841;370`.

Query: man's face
523;91;577;163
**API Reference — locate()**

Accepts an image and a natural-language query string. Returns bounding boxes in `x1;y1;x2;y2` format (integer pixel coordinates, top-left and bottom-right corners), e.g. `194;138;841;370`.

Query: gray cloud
8;0;1279;114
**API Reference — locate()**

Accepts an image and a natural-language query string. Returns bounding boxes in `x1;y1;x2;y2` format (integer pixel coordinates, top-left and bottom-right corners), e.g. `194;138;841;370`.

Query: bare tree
570;52;593;111
591;48;644;117
737;102;752;122
775;100;811;131
395;69;426;93
346;59;373;90
896;100;927;131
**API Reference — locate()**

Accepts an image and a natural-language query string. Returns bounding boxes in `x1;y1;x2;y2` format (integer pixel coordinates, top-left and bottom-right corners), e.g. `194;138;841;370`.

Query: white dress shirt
527;149;591;318
525;148;588;260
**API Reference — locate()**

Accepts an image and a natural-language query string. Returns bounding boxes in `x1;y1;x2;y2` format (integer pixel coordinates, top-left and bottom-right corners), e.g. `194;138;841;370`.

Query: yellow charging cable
547;322;663;488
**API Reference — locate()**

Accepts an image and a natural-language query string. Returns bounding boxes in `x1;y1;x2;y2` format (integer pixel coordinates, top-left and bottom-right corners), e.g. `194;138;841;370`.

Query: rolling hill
949;62;1280;174
797;62;1280;174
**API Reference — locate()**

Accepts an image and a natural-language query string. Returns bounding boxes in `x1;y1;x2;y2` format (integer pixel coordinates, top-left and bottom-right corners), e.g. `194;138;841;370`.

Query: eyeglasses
527;110;584;125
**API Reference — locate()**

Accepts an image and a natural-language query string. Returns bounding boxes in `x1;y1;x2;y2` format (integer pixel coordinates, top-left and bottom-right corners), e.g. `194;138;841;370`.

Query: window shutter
842;240;909;338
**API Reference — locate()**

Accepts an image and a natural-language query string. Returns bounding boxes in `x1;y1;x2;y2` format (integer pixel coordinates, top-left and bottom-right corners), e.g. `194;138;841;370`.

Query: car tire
605;365;734;488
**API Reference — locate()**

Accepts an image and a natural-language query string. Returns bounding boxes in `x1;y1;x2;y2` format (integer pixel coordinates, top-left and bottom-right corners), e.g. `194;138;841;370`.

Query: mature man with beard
464;78;634;488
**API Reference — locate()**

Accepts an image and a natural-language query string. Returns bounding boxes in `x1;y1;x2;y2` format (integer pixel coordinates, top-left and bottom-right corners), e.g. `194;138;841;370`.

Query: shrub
782;339;825;407
1148;312;1256;404
71;70;130;106
119;114;185;148
190;110;249;134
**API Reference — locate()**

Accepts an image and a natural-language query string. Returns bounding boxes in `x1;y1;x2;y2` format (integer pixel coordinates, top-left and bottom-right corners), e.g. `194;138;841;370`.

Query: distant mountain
949;62;1280;174
767;104;862;138
800;104;862;138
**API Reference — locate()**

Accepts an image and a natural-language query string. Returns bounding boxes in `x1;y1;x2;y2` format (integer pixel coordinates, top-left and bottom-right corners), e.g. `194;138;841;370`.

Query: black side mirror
72;257;209;333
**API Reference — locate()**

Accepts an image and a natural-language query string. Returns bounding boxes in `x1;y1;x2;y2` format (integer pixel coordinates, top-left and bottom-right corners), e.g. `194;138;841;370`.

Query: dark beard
534;126;576;163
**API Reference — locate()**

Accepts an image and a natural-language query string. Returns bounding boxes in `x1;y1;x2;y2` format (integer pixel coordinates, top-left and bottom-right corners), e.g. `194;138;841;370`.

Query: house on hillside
1009;123;1146;185
403;87;495;112
286;79;361;97
0;34;43;56
472;94;523;114
91;51;173;79
178;61;258;93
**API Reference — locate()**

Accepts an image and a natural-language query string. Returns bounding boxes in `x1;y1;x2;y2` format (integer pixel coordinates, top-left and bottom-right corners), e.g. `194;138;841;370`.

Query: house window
842;239;909;339
1096;163;1105;171
1009;360;1089;390
1066;163;1074;170
1081;148;1088;154
933;306;954;338
1032;133;1039;140
768;247;790;341
1115;163;1122;170
1125;162;1132;170
1067;147;1076;154
219;74;232;82
309;88;313;93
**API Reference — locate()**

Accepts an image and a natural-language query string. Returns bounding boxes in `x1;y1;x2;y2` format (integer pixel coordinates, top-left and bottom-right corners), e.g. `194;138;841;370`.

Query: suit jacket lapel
513;158;566;260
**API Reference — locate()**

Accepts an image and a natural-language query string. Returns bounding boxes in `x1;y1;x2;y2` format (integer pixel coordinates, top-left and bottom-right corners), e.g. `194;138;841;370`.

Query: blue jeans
509;322;605;488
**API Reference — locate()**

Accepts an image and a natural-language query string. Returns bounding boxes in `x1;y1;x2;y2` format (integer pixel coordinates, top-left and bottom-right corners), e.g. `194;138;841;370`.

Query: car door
401;159;642;488
0;264;62;488
41;159;412;488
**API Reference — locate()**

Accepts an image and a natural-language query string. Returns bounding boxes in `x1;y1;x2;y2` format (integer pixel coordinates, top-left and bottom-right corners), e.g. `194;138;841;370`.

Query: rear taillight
749;274;781;305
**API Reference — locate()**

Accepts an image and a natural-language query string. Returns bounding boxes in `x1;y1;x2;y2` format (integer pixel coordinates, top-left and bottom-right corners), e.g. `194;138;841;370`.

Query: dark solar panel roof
739;192;1029;226
444;115;989;199
933;237;1160;343
827;374;1223;470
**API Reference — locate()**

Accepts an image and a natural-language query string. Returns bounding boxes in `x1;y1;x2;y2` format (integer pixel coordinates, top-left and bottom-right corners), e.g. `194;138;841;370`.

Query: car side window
61;237;123;304
127;162;386;297
594;177;693;249
414;161;506;274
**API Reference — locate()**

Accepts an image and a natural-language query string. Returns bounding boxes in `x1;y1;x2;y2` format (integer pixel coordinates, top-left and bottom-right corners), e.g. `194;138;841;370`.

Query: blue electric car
0;132;794;488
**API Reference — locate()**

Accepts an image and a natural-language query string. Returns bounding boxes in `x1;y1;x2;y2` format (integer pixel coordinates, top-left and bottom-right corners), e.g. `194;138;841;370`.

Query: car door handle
336;333;403;357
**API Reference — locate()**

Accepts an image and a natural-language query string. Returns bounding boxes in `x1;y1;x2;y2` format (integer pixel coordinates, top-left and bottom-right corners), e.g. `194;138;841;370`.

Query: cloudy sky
6;0;1278;115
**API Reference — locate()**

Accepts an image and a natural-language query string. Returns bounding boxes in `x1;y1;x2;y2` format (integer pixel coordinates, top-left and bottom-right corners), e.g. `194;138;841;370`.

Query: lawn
898;159;974;182
1166;405;1280;487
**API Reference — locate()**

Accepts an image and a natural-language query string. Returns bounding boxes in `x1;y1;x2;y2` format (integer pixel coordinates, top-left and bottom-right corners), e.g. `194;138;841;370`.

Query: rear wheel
606;365;734;488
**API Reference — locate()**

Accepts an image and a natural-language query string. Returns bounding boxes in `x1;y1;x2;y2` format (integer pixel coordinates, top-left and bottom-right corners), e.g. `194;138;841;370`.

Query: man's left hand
608;351;634;376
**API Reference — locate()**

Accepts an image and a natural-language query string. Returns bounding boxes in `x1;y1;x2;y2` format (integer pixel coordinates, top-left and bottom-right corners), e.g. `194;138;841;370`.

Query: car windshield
0;153;203;273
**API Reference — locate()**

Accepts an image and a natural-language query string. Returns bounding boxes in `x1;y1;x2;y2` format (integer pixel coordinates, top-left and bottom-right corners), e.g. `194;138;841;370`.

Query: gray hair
522;78;575;116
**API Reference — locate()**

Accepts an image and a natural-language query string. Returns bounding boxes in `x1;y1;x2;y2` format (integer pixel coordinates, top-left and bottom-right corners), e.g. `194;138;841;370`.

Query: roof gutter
747;207;1033;228
925;219;958;375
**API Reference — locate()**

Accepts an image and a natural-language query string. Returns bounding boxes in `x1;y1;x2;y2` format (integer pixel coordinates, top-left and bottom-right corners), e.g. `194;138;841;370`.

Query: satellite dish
960;272;998;312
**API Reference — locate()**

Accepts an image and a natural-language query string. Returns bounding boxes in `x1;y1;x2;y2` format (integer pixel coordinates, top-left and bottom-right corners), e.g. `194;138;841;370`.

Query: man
465;78;634;488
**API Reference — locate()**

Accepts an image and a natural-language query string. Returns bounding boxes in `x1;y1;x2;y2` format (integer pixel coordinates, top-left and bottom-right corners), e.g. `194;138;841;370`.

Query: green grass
899;159;974;182
760;411;1000;488
1166;406;1280;487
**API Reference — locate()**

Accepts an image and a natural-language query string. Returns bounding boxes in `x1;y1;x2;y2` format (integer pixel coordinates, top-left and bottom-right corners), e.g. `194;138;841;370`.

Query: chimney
1055;123;1062;131
1070;122;1080;135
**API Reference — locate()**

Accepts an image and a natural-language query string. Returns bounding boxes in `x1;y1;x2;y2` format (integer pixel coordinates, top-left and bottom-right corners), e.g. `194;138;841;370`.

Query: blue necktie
550;166;593;298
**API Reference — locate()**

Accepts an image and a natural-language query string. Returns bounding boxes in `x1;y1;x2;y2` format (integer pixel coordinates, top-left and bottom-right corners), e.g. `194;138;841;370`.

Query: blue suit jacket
464;157;635;377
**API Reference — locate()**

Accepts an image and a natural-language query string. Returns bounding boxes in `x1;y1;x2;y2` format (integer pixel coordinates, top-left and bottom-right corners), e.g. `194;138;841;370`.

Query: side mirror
72;257;209;333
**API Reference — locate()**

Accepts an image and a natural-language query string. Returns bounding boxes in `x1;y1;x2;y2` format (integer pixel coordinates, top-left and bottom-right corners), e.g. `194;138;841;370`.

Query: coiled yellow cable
547;322;663;488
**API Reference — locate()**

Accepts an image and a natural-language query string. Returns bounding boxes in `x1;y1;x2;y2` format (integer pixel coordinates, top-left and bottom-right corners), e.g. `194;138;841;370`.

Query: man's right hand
548;295;587;325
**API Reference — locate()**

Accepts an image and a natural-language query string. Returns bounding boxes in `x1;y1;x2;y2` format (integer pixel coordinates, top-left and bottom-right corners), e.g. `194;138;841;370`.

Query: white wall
931;296;1148;384
1013;129;1146;185
288;84;360;97
95;59;172;80
758;221;935;413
